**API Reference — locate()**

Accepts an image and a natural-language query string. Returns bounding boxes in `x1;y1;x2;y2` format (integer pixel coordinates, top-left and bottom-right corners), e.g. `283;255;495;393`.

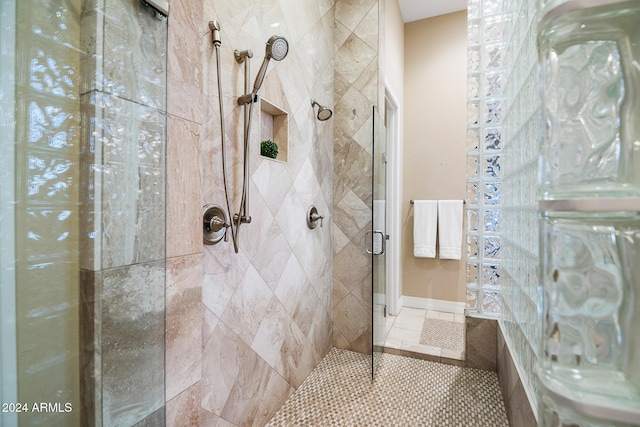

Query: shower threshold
382;307;466;366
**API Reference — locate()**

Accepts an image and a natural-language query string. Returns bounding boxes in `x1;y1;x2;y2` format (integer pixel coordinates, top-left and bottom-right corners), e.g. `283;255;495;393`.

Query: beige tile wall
165;0;205;423
332;0;381;354
497;324;537;426
166;0;335;424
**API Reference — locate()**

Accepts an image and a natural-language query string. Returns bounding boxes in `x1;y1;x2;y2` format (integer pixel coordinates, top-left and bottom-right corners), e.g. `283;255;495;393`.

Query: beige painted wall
385;0;404;99
402;11;467;303
383;0;404;311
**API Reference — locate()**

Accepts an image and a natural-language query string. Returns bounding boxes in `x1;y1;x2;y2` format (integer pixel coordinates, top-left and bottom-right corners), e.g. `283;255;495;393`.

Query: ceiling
397;0;468;23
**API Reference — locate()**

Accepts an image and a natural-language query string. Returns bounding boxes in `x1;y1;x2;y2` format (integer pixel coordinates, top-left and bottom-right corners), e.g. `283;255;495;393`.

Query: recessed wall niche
259;97;288;162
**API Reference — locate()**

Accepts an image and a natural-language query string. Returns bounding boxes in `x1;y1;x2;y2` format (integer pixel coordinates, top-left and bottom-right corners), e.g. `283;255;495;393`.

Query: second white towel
438;200;463;260
413;200;438;258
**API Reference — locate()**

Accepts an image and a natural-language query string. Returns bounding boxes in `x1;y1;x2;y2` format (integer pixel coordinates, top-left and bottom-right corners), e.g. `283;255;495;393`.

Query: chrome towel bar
410;199;466;204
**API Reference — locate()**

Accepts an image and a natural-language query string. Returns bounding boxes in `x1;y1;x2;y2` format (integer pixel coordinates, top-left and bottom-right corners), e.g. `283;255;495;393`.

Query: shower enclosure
0;0;167;425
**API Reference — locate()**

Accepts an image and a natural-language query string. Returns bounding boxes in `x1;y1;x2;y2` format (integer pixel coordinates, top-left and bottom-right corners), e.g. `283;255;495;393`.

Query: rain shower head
252;35;289;94
312;100;333;121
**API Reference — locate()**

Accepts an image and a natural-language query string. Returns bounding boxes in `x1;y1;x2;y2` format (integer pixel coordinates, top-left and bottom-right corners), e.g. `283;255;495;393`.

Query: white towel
413;200;437;258
373;200;386;254
438;200;464;260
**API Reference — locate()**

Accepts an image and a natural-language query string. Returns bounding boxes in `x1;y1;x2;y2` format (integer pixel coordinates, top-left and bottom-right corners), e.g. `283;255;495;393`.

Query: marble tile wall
463;316;537;425
165;0;335;425
465;316;497;371
79;1;168;425
164;0;205;424
101;262;165;426
332;0;381;354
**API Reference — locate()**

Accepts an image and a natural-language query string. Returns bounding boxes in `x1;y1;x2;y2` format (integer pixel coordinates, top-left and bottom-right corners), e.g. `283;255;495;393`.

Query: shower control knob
208;216;229;232
311;213;324;227
203;204;229;245
307;206;324;229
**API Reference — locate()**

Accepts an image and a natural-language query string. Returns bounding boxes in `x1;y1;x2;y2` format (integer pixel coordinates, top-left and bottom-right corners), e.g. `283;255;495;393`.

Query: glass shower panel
81;1;168;425
372;106;387;378
0;1;167;425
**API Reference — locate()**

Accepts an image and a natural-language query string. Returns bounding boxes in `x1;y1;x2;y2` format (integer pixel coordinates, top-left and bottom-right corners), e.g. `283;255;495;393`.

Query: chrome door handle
365;230;385;255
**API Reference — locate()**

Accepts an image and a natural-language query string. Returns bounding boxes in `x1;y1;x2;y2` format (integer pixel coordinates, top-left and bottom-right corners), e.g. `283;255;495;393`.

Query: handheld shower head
265;35;289;61
312;100;333;121
252;35;289;94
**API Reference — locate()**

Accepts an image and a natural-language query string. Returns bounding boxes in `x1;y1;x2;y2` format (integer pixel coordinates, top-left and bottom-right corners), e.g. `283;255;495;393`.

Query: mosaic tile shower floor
266;348;509;426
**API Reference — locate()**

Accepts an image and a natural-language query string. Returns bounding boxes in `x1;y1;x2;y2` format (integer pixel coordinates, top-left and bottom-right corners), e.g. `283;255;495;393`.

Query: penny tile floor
267;347;508;426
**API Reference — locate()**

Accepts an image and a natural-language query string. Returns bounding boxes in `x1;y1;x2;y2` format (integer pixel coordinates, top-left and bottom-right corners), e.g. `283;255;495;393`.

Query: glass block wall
466;0;541;411
465;0;508;316
500;0;541;411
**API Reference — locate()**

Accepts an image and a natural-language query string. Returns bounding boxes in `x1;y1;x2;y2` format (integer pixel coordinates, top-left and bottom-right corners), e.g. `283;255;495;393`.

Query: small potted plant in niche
260;139;279;159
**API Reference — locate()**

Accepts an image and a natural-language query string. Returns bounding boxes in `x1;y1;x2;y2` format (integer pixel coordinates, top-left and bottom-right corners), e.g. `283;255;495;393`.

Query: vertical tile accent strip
332;0;380;355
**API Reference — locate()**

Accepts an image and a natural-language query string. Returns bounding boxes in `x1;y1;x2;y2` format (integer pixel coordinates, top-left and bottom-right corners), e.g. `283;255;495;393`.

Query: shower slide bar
207;20;289;252
210;20;241;252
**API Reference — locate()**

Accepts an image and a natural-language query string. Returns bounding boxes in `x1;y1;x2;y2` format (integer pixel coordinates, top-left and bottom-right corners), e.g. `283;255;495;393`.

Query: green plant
260;139;279;159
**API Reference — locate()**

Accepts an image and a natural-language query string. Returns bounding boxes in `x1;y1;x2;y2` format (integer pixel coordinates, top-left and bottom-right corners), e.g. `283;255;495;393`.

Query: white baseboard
401;296;465;315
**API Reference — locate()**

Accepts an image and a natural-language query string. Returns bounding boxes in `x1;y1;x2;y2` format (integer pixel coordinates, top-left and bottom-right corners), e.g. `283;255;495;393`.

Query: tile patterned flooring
383;307;466;362
266;347;509;426
420;318;465;352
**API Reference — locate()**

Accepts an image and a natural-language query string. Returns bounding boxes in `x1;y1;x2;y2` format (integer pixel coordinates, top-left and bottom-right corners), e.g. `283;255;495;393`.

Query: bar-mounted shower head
252;35;289;94
311;99;333;121
265;35;289;61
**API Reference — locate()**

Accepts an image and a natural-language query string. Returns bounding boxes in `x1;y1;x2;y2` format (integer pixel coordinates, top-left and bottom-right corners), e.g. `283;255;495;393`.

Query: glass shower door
371;106;388;378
